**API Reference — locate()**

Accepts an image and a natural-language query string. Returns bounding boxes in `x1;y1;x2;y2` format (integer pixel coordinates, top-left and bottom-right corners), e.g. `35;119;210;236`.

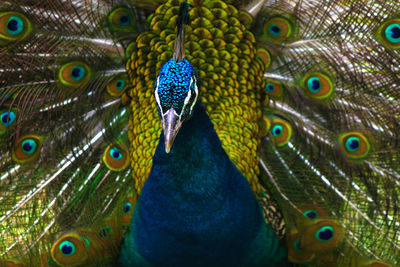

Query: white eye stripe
155;76;163;118
191;76;198;113
181;76;198;116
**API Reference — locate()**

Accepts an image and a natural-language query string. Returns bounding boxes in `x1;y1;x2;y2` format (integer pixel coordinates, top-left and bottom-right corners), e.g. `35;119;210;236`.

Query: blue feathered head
154;58;199;153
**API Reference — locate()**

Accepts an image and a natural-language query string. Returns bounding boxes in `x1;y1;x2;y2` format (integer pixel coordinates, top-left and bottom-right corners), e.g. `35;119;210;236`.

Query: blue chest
131;103;264;266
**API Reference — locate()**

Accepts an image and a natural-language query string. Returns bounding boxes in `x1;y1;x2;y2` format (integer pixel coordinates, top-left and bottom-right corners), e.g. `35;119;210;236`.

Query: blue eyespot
272;125;283;137
21;139;37;155
123;202;132;214
116;79;125;90
385;23;400;44
265;83;275;93
99;225;112;238
315;226;334;241
59;240;76;256
119;14;132;26
268;24;281;37
7;16;24;35
345;137;360;152
1;111;16;127
307;77;321;93
303;209;319;220
70;66;86;82
109;147;123;160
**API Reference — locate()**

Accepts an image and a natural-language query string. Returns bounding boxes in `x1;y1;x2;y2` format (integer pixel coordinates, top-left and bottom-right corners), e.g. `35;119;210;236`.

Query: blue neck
132;102;264;266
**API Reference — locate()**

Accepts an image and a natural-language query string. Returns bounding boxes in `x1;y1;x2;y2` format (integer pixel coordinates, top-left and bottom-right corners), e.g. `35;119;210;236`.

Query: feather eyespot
378;19;400;49
98;225;112;239
108;8;136;32
0;109;17;133
300;220;343;253
384;23;400;44
264;17;293;43
107;75;129;97
256;48;272;70
12;135;42;163
110;147;123;160
59;240;76;256
264;80;283;99
272;124;283;137
51;233;89;266
296;205;329;229
315;226;334;241
103;144;130;171
122;197;134;226
303;209;319;221
0;12;32;44
123;202;132;214
301;72;334;100
270;119;292;146
58;61;91;89
339;132;370;159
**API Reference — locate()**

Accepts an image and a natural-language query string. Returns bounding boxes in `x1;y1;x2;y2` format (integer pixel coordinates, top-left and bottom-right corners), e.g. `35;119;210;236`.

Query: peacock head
154;57;199;153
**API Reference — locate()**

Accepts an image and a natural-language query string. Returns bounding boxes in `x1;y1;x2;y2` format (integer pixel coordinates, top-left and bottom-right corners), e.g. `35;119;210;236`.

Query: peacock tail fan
0;0;399;266
0;0;140;265
258;0;400;266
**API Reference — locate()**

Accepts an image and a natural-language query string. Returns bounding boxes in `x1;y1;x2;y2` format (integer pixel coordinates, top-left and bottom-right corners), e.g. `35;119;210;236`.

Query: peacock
0;0;399;266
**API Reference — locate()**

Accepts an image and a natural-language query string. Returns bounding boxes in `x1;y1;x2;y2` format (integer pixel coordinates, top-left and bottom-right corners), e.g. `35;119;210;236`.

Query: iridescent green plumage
0;0;399;266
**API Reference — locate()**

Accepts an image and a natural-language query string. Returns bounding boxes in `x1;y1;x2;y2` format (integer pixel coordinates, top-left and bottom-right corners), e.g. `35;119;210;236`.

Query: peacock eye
108;8;136;32
109;147;123;160
384;23;400;44
59;240;76;256
51;233;91;266
0;110;16;127
306;77;321;93
122;197;134;226
116;79;125;90
377;19;400;49
345;136;360;152
0;12;32;43
98;225;112;238
123;202;132;214
13;135;42;163
6;16;24;35
303;209;319;220
103;144;130;171
70;66;86;82
58;61;91;89
266;83;274;93
21;139;37;154
107;75;128;97
339;132;370;159
270;119;292;146
119;14;131;26
301;72;335;100
264;80;284;99
272;125;283;137
315;226;334;241
263;16;294;43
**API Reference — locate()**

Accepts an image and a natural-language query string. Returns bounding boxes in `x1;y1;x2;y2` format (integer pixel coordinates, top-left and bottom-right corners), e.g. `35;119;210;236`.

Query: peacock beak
162;107;183;153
